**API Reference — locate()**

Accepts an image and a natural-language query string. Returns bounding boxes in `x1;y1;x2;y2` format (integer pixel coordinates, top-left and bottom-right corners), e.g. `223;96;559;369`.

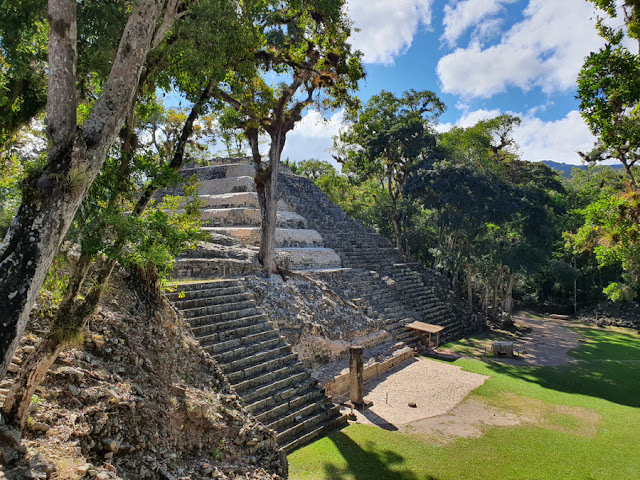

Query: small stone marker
492;341;514;357
408;402;417;408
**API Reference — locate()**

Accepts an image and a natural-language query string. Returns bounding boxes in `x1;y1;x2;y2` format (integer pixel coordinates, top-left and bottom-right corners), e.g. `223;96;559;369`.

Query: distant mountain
540;160;622;178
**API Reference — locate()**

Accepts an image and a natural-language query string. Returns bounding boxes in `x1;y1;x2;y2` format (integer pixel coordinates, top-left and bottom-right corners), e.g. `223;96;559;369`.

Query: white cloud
346;0;434;64
438;108;595;164
281;110;347;168
282;103;596;172
514;110;595;164
442;0;517;47
437;0;602;98
435;108;501;133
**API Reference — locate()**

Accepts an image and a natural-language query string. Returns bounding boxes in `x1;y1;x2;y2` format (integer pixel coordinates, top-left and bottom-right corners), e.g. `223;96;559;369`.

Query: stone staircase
280;173;472;346
160;158;472;453
166;279;346;452
160;161;350;452
163;160;343;278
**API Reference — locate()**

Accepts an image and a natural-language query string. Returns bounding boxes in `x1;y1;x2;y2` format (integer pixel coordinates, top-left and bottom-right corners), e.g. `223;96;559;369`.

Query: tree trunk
482;286;488;317
2;338;66;427
452;262;460;291
246;130;276;276
492;264;504;315
504;272;516;314
2;259;113;428
390;205;402;250
0;0;173;380
259;129;286;276
0;86;207;422
465;262;473;310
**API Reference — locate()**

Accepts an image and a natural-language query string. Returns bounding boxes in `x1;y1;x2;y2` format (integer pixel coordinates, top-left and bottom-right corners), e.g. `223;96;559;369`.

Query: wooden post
349;346;364;407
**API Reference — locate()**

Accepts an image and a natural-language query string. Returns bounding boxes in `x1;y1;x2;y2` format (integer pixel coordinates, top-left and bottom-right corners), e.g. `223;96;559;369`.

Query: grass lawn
288;324;640;480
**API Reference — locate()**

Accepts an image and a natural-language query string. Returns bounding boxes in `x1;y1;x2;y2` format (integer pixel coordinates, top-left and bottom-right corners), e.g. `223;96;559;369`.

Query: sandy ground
342;314;586;437
340;357;489;429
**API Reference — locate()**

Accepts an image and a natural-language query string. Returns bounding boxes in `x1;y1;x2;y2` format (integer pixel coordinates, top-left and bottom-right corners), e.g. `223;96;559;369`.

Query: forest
287;108;638;317
1;0;640;469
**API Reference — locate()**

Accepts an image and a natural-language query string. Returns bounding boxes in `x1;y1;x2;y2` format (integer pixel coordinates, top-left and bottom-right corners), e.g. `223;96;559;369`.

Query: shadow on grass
362;407;398;431
323;431;439;480
482;327;640;408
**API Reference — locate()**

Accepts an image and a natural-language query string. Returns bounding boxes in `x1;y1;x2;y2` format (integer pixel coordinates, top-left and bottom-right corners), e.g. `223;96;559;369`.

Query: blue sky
283;0;611;166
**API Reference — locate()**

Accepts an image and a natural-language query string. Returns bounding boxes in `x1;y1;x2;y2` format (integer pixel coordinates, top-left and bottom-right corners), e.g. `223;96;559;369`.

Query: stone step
170;291;253;310
242;370;310;404
193;318;272;344
276;405;341;446
197;176;256;195
233;363;303;394
195;192;289;211
201;210;307;229
254;387;324;425
275;248;342;270
180;299;256;319
204;329;280;356
179;163;255;180
166;285;246;303
226;353;299;384
172;258;261;279
224;344;292;374
166;279;243;293
215;337;284;364
279;414;348;453
266;399;330;433
245;377;318;415
204;226;322;247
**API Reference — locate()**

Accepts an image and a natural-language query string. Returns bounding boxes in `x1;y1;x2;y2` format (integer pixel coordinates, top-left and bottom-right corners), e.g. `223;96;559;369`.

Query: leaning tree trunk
0;0;173;380
3;258;114;428
2;81;213;424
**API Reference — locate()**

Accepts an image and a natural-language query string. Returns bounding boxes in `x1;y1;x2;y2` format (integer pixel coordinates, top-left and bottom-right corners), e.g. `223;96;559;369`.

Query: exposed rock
1;270;283;480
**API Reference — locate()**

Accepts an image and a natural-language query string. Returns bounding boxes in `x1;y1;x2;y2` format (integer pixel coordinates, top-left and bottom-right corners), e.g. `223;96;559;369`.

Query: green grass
289;325;640;480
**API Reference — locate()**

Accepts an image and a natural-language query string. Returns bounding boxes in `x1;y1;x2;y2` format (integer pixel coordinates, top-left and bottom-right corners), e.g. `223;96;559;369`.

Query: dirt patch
506;315;581;366
437;313;581;367
489;392;601;438
403;397;523;441
402;392;601;443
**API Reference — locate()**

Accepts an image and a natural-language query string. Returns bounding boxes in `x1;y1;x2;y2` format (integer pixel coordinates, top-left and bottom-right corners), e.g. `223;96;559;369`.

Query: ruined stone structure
164;157;474;451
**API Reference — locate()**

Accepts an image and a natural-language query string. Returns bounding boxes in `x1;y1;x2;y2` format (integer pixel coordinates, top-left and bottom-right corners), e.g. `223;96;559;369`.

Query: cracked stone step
180;299;257;319
187;306;261;328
